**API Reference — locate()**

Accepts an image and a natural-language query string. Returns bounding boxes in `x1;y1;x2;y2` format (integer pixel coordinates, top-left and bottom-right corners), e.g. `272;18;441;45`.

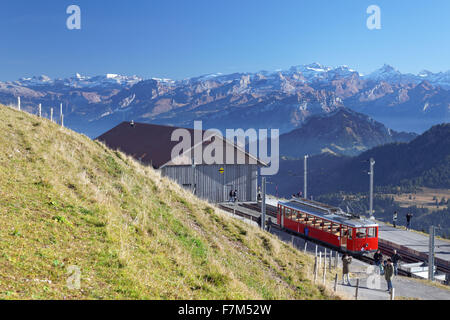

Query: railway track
239;202;278;217
378;242;450;275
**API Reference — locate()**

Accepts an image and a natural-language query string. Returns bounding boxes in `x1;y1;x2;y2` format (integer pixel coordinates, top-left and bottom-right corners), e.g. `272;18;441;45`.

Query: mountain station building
96;122;266;203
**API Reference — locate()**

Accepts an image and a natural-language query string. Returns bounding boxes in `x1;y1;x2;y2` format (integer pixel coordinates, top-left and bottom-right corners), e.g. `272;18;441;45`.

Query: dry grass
0;105;340;300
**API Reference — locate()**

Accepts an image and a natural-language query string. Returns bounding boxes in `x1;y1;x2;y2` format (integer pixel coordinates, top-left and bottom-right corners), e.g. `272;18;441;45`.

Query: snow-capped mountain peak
14;73;143;89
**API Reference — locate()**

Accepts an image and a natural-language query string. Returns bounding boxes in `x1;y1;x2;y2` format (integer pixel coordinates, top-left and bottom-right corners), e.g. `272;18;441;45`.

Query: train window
323;220;332;232
356;228;367;238
287;208;295;220
343;228;353;239
290;209;296;220
331;223;339;234
367;227;376;238
314;218;322;227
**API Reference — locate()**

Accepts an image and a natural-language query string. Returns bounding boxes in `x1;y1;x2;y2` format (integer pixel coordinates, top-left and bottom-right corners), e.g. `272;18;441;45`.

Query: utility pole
369;158;375;219
429;226;435;281
304;155;308;199
261;177;266;230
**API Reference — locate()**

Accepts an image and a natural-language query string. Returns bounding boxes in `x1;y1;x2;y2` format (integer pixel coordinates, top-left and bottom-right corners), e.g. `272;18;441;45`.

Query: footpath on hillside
333;258;450;300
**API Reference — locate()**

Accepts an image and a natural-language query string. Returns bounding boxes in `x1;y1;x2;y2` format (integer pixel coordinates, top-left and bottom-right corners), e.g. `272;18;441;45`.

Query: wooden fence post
38;104;42;118
50;108;53;122
304;241;308;253
329;251;332;271
319;252;322;271
322;256;327;285
17;97;21;111
314;256;318;284
335;252;339;268
334;274;338;292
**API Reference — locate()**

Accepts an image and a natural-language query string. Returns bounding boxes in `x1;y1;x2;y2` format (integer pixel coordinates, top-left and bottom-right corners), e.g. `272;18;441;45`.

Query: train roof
279;198;378;228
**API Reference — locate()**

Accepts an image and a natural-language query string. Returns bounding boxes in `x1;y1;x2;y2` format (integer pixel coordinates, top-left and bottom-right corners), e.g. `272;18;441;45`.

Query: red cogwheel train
277;198;378;254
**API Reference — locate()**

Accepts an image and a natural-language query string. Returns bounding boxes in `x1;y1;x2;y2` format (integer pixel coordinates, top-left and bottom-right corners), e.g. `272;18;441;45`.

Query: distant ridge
279;108;417;158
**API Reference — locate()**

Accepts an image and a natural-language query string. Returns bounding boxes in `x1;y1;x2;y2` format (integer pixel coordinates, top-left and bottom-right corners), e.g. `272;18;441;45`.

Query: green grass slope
0;105;336;300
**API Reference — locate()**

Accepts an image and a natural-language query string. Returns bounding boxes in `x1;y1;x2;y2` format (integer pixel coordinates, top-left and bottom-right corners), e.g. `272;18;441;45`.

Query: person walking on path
384;259;395;292
393;211;398;228
342;254;353;286
406;213;413;230
391;250;402;276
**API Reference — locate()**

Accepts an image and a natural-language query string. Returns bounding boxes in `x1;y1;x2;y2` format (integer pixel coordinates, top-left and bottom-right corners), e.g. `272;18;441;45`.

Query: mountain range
0;63;448;138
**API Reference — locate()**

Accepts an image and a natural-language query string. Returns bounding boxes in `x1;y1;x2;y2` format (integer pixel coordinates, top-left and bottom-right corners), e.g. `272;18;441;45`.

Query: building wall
161;164;258;203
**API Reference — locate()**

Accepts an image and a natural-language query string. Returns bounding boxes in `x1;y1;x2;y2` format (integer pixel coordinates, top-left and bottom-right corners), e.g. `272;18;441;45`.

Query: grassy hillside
0;105;336;300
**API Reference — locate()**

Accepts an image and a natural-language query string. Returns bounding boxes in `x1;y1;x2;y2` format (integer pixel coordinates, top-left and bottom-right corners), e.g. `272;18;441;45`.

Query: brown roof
96;122;265;169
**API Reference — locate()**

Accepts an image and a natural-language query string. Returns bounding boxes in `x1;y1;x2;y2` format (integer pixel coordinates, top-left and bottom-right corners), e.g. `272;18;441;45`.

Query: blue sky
0;0;449;81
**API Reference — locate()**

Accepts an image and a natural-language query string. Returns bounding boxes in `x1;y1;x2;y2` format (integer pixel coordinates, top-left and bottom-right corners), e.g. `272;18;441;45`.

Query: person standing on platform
374;249;383;273
257;215;262;228
384;259;395;292
406;212;413;230
266;218;272;232
393;211;398;228
391;250;402;276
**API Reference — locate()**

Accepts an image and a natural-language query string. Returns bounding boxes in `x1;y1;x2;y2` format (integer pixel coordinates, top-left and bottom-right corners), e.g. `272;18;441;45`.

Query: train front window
367;227;376;238
356;228;367;238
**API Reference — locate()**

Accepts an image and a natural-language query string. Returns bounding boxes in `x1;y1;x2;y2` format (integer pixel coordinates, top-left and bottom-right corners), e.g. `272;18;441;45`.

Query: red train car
277;198;378;254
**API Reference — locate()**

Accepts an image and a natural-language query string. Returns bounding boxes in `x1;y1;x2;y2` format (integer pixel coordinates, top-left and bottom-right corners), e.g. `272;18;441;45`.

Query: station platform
218;201;277;225
377;222;450;271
